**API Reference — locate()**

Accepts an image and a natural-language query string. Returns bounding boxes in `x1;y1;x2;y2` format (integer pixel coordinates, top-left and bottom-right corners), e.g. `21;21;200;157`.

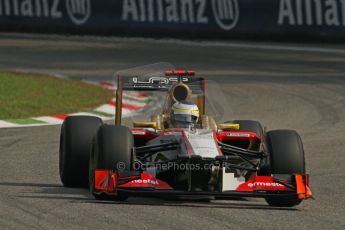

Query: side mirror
133;121;158;129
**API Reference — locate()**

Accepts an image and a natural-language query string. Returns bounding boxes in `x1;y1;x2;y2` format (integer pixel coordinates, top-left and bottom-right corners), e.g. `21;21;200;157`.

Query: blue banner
0;0;344;40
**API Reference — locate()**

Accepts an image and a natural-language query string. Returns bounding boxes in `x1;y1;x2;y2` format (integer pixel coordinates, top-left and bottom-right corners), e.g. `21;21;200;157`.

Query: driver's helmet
170;101;200;128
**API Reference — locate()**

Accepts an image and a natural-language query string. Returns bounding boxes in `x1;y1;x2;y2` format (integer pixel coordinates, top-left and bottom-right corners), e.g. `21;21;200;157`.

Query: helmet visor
173;114;193;123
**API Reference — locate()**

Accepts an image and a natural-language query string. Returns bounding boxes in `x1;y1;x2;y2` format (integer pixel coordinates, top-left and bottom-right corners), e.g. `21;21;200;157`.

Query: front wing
93;170;313;200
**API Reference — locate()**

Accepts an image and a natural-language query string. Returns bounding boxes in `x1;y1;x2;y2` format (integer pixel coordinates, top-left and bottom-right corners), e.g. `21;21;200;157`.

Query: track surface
0;34;345;229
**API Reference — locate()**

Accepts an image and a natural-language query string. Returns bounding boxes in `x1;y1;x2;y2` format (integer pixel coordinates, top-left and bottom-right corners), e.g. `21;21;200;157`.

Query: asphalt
0;34;345;230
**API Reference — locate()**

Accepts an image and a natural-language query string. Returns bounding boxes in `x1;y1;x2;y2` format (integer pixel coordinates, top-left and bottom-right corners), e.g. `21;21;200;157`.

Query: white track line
34;116;64;124
0;121;17;128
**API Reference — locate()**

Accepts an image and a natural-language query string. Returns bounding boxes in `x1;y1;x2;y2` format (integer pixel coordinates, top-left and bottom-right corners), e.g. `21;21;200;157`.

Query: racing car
59;66;312;207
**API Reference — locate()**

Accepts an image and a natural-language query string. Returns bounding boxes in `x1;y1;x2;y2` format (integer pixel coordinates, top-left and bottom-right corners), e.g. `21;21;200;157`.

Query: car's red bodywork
93;127;313;201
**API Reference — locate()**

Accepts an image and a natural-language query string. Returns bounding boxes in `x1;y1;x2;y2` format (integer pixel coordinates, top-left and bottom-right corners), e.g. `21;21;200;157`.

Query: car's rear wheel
89;125;134;201
265;130;306;207
59;116;103;187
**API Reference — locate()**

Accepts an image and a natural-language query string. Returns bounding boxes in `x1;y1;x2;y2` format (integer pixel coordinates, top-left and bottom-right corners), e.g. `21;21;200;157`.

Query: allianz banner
0;0;344;39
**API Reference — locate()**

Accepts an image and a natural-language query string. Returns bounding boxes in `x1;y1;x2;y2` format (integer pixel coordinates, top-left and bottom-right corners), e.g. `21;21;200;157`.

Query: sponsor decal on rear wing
121;73;205;94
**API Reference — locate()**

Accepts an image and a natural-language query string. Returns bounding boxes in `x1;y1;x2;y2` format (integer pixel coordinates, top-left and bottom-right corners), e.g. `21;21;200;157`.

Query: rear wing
115;70;206;125
122;71;205;94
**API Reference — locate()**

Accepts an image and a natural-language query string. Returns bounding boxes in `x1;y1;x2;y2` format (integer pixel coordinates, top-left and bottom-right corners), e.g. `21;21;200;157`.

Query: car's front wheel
89;125;134;201
265;130;306;207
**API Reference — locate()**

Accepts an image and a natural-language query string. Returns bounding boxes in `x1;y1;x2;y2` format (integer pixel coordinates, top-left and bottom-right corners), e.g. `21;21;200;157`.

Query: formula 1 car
59;64;312;207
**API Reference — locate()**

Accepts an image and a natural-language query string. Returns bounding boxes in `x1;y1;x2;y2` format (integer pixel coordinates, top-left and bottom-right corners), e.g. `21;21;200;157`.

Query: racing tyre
265;130;305;207
89;125;134;201
59;116;103;188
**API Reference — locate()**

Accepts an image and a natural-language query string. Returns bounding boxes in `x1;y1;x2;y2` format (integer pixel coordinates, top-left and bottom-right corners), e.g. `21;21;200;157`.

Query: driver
170;101;200;128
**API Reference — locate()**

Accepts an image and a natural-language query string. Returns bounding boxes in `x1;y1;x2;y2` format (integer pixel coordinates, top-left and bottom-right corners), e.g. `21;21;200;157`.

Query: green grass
0;71;113;119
